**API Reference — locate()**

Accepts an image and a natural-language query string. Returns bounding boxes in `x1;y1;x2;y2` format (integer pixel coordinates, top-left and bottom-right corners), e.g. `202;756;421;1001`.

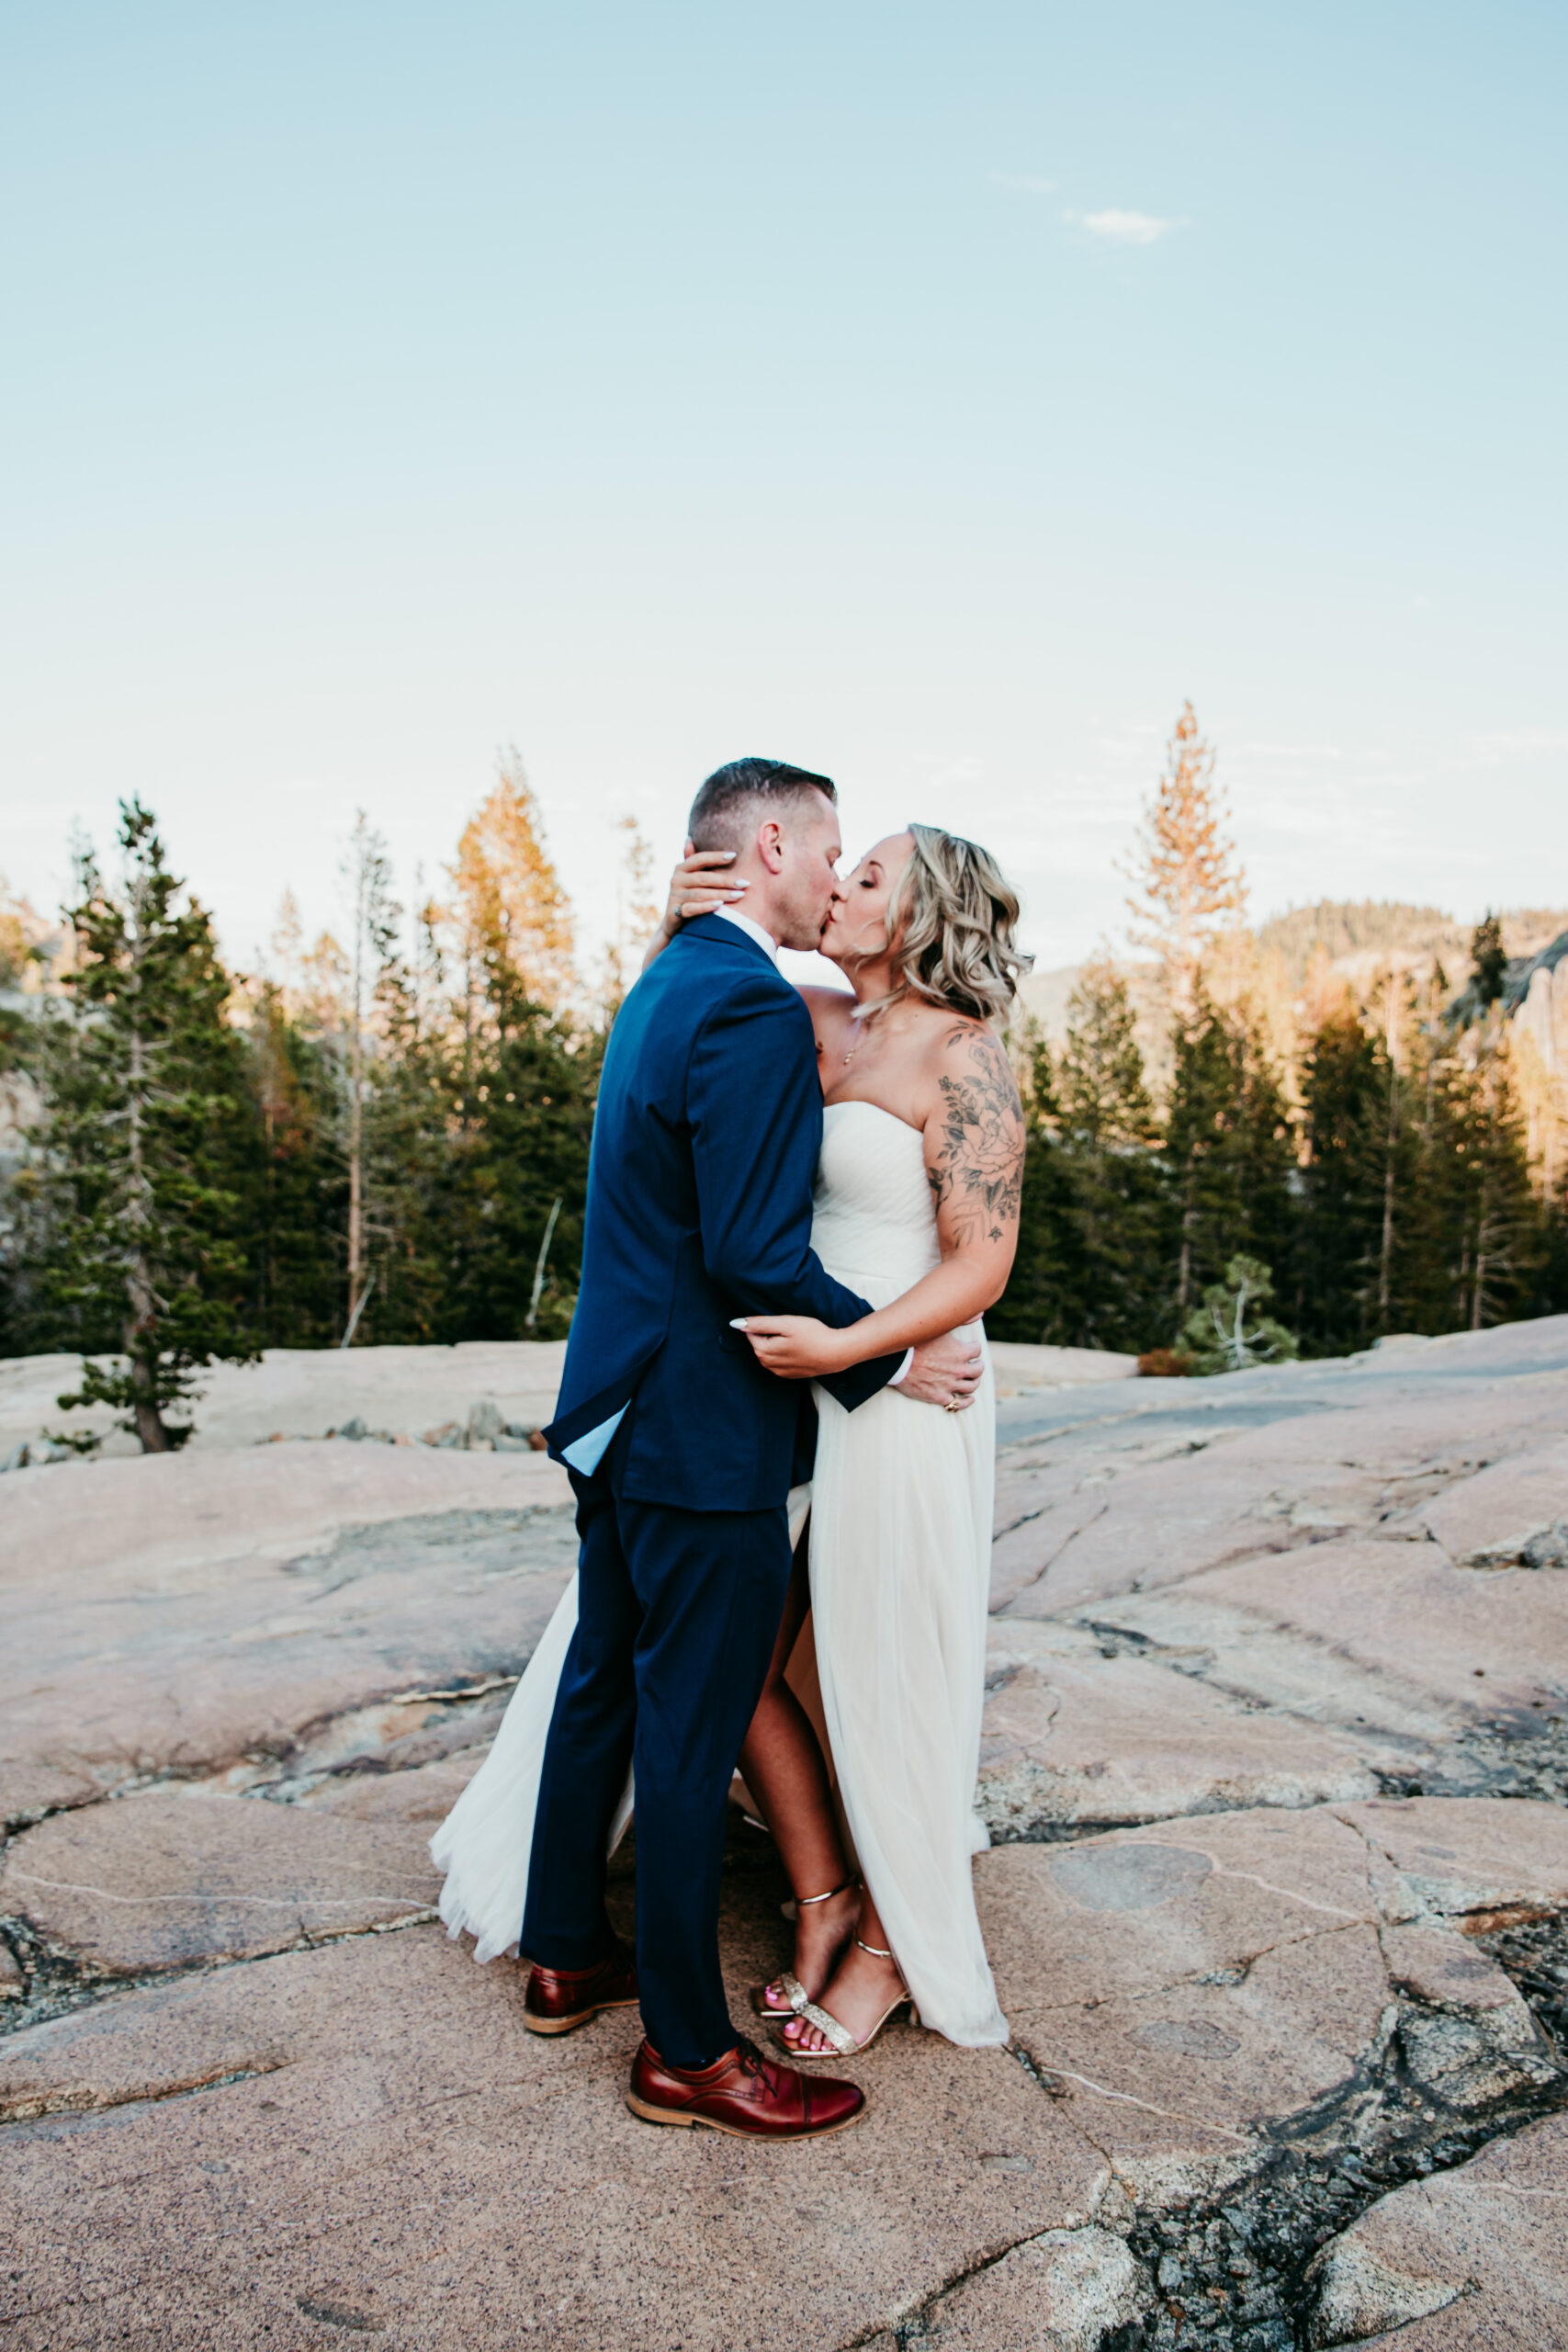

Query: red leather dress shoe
626;2035;865;2140
524;1946;639;2036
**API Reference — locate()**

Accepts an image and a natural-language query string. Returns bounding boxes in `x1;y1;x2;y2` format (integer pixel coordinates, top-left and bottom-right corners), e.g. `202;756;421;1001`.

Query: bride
431;821;1029;2057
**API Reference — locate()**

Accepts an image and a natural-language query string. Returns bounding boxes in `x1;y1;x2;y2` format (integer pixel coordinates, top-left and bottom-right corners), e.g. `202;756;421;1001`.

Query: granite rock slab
3;1324;1566;2347
1300;2113;1568;2348
0;1889;1107;2352
1334;1793;1568;1924
0;1442;575;1826
977;1619;1380;1839
993;1377;1568;1620
980;1809;1395;2176
1417;1438;1568;1568
917;2224;1156;2349
1087;1538;1568;1737
0;1340;570;1455
1;1787;441;1972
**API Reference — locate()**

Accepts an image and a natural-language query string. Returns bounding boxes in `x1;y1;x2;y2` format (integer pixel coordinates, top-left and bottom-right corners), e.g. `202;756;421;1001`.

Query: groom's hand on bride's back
897;1331;985;1412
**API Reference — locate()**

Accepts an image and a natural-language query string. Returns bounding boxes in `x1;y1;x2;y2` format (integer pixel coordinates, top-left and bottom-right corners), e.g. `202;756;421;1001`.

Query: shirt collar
713;904;780;965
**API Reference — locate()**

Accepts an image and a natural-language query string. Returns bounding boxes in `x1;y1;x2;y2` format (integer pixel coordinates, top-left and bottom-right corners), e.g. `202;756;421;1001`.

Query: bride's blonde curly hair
882;824;1032;1025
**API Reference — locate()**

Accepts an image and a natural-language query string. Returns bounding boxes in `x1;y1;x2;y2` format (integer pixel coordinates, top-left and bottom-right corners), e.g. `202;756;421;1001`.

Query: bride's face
819;831;914;966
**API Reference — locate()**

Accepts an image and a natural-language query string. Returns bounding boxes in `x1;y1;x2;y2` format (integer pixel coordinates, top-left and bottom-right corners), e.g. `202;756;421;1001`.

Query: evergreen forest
2;712;1565;1451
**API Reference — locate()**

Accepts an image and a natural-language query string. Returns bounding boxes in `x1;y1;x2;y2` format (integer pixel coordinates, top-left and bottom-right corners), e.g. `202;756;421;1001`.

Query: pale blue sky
3;2;1563;973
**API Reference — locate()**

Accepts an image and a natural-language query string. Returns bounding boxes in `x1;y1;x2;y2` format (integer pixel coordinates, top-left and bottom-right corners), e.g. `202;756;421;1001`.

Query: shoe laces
734;2036;773;2085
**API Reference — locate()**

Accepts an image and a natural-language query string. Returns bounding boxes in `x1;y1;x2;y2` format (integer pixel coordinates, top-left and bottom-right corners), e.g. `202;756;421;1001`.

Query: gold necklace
841;1009;871;1066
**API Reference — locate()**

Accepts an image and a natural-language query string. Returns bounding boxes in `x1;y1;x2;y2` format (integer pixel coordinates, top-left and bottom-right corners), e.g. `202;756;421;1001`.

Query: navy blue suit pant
520;1472;792;2069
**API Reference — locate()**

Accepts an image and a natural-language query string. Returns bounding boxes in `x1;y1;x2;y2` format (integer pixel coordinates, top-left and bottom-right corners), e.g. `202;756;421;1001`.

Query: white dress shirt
713;902;780;962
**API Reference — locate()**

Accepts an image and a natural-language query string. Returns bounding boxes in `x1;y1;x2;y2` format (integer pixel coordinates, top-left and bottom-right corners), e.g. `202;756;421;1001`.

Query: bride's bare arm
641;843;751;970
739;1021;1025;1377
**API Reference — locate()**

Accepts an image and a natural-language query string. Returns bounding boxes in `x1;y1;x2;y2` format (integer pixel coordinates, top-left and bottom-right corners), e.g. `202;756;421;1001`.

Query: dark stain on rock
296;2296;386;2333
1047;1843;1213;1912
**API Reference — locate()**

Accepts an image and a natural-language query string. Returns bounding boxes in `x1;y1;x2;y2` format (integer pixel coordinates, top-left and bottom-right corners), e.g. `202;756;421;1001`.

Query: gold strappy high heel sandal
750;1876;857;2020
770;1936;917;2059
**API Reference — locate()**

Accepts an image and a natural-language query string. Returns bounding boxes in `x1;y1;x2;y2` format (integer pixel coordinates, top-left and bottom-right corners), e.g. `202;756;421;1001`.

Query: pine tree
449;750;577;1017
1055;966;1167;1350
1470;912;1507;1009
237;978;344;1347
339;815;402;1340
1181;1253;1298;1374
16;802;256;1448
1295;1008;1389;1351
431;818;597;1343
1164;994;1295;1329
424;1003;596;1343
1432;1049;1543;1329
1123;702;1248;1023
1535;1171;1568;1317
987;1031;1078;1344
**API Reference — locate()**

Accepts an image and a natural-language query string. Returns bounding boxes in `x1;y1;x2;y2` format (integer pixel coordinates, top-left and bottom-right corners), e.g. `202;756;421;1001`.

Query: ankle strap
795;1874;857;1907
854;1936;895;1960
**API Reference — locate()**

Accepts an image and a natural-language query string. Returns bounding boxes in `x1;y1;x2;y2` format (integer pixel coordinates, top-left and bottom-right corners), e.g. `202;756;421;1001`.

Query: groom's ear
757;819;786;876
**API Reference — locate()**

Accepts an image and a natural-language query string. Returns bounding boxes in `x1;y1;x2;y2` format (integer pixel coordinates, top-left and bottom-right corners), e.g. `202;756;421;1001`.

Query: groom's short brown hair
687;758;838;854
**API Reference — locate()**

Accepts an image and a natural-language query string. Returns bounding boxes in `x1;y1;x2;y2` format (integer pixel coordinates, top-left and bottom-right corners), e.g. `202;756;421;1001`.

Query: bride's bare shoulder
797;984;857;1037
914;1008;1023;1110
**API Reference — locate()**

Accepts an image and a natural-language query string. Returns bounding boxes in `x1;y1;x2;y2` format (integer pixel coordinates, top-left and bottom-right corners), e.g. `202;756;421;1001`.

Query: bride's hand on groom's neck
644;843;750;969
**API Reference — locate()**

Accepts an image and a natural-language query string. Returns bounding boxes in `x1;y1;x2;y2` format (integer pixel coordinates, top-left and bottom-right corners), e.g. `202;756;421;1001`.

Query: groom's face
769;790;845;953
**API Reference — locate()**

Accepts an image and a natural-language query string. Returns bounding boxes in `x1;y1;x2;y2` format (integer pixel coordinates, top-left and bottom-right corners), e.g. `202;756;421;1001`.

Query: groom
528;758;982;2141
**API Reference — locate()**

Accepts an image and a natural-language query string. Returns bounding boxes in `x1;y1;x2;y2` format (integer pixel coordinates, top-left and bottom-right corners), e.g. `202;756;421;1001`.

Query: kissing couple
432;757;1031;2141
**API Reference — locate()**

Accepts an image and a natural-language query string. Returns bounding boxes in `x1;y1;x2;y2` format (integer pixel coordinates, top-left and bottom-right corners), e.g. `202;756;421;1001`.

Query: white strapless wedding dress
430;1098;1008;2048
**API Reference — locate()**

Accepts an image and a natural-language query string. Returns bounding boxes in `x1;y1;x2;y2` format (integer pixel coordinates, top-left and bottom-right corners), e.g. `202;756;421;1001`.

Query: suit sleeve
688;973;905;1410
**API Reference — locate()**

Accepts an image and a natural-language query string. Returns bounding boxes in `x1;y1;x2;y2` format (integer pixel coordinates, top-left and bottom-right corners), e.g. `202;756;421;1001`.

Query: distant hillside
1256;901;1568;995
1012;963;1091;1045
1011;901;1568;1048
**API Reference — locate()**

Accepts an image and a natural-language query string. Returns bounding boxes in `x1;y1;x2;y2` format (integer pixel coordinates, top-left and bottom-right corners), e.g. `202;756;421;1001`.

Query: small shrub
1181;1254;1298;1375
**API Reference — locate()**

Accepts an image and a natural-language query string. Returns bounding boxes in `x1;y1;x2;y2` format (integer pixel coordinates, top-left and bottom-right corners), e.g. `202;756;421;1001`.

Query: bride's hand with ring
736;1315;846;1380
642;841;750;970
738;1317;983;1408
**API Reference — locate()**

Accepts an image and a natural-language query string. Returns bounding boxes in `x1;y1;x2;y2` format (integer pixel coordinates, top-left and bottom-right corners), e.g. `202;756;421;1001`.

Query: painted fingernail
728;1317;749;1329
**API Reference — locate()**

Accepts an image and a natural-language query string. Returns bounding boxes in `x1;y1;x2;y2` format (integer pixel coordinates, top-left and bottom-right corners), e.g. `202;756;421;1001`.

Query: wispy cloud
1464;729;1568;758
1238;742;1348;761
1066;207;1182;245
989;171;1057;197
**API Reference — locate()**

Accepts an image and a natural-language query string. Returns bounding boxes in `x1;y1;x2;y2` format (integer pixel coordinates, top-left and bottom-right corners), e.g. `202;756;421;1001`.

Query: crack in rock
1;1677;528;1847
1049;1916;1568;2349
278;1502;577;1599
2;2055;287;2125
0;1905;439;2041
895;2225;1156;2349
1051;1617;1568;1826
1375;1708;1568;1807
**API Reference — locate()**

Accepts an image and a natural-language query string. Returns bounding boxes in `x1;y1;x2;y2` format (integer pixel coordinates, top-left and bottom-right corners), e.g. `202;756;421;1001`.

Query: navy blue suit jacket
542;916;902;1512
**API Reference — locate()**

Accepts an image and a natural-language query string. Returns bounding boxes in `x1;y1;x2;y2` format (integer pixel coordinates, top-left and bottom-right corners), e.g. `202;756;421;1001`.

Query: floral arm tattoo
928;1026;1026;1245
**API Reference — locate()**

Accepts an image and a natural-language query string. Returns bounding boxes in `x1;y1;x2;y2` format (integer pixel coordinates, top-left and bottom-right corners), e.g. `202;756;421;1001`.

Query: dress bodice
810;1101;941;1304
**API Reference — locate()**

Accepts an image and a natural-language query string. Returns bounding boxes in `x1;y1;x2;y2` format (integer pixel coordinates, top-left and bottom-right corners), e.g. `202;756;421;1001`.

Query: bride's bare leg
781;1883;906;2053
739;1531;859;2000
